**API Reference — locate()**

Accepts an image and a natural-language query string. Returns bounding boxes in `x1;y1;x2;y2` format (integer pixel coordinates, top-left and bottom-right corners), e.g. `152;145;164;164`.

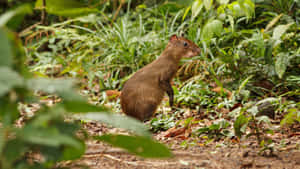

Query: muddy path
60;122;300;169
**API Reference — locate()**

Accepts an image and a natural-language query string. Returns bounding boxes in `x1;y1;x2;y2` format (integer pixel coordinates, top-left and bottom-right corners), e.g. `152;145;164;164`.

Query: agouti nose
194;48;201;55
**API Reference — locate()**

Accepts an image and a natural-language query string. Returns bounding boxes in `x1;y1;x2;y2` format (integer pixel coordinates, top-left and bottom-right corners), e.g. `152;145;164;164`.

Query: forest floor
60;120;300;169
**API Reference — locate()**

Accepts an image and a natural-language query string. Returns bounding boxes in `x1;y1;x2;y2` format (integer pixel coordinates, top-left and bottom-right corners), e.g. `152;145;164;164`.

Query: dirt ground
60;122;300;169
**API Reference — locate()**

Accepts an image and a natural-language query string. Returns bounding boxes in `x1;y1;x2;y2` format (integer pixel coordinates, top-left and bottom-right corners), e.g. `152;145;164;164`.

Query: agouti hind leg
134;102;158;121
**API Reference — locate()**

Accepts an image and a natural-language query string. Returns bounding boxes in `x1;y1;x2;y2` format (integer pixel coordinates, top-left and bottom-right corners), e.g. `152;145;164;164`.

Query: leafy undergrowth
2;0;300;168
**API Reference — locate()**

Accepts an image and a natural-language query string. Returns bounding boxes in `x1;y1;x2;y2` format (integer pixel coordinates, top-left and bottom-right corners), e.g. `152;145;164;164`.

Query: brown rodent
120;34;201;121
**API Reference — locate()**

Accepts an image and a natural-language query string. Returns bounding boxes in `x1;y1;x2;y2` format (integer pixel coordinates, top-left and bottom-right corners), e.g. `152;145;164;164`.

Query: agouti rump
120;35;201;121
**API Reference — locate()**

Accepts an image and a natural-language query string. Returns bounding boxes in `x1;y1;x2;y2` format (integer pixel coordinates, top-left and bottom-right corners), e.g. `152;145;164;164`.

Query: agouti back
120;35;201;121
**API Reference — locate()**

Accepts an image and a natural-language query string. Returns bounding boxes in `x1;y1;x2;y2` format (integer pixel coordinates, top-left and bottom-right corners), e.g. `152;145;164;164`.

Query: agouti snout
120;34;201;121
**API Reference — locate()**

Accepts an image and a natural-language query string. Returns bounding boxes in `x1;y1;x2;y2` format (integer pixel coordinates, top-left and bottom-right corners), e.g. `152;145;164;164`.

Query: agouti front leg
159;79;174;107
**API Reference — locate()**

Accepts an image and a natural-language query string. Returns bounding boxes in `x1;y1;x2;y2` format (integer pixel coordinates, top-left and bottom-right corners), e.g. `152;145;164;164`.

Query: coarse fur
120;35;201;121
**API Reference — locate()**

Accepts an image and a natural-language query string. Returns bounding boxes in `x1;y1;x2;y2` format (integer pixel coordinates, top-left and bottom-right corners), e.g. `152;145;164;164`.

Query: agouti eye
183;42;188;47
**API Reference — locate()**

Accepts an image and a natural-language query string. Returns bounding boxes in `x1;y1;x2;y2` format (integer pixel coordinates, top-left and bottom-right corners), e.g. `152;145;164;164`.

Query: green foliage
234;114;248;138
35;0;98;17
0;4;173;169
196;119;231;139
4;0;299;163
95;134;172;158
150;114;176;132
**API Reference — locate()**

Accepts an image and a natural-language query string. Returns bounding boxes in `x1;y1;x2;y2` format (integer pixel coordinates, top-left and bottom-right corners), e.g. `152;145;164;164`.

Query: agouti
120;35;201;121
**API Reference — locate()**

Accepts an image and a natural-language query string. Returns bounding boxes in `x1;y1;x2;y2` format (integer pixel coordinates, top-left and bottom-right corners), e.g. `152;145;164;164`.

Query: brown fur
120;35;201;121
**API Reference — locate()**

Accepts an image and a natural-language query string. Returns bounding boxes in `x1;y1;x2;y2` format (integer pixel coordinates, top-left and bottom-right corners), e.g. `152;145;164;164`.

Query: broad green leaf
21;126;82;148
217;0;229;5
27;78;108;113
95;134;172;158
203;0;213;10
272;24;293;40
3;139;28;164
35;0;98;17
0;67;23;97
63;139;85;160
0;28;13;67
0;4;32;27
281;108;300;126
82;113;151;137
0;127;4;154
62;101;108;113
201;19;223;41
228;0;254;19
26;78;83;101
256;116;271;124
192;0;203;19
275;53;289;79
27;78;75;94
234;114;248;138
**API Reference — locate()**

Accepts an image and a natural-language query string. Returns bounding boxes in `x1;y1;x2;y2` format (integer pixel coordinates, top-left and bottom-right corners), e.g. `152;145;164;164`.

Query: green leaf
0;4;32;27
217;0;229;5
237;75;253;94
0;67;23;97
95;134;172;158
203;0;213;10
27;78;108;113
228;0;254;19
192;0;203;19
26;78;81;100
3;139;28;164
275;53;289;79
280;108;300;126
201;19;223;41
21;126;82;148
272;24;293;40
0;127;4;154
63;139;85;160
35;0;98;17
0;28;13;67
182;6;191;21
82;113;151;137
234;114;248;138
62;101;108;113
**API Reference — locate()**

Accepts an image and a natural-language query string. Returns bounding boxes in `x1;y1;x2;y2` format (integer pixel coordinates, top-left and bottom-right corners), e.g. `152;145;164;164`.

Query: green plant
1;4;172;169
195;119;231;139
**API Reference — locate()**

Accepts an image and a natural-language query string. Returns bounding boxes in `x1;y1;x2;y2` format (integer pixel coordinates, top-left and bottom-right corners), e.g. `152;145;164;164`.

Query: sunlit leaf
201;19;223;41
265;14;283;32
275;52;289;79
203;0;213;10
35;0;98;17
217;0;229;5
62;101;108;113
272;23;293;40
234;114;248;138
95;134;172;158
192;0;203;19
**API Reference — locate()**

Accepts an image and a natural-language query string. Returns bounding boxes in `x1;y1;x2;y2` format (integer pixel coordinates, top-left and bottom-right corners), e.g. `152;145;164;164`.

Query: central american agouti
120;35;201;121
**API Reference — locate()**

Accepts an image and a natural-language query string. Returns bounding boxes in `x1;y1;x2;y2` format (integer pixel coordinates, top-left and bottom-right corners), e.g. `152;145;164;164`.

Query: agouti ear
169;34;178;42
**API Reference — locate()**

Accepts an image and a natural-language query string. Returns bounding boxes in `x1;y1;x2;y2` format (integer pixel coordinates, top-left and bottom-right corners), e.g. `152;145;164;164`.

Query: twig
111;0;124;24
41;0;47;25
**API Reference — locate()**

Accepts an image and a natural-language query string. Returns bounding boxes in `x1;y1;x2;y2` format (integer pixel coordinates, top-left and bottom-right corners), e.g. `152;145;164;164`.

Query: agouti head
166;34;201;59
